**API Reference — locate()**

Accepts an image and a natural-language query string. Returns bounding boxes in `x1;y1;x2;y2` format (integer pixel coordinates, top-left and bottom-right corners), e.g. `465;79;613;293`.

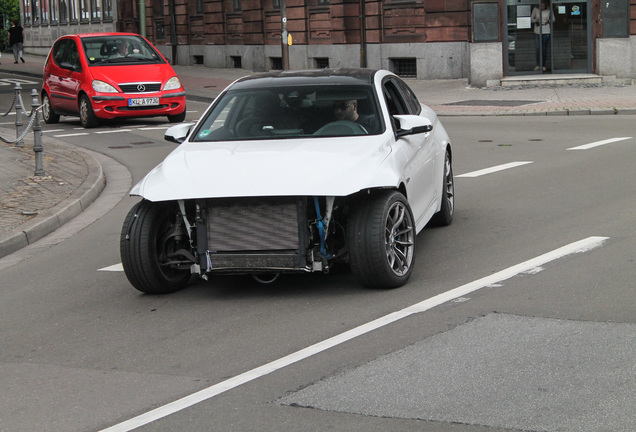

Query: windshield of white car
192;85;384;142
82;36;164;65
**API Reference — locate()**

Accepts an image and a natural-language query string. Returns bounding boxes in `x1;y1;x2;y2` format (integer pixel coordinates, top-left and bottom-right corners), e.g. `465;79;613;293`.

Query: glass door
505;0;542;74
551;0;591;72
504;0;591;74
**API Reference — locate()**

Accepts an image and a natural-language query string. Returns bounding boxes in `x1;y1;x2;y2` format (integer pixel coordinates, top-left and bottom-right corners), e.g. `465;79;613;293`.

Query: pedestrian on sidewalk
8;20;25;64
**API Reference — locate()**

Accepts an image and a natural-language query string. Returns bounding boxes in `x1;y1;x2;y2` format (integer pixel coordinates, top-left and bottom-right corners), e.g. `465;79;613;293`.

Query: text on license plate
129;97;159;107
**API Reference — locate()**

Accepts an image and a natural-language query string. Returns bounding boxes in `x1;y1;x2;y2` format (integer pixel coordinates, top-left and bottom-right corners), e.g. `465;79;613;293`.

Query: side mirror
59;61;79;72
393;114;433;138
164;123;194;144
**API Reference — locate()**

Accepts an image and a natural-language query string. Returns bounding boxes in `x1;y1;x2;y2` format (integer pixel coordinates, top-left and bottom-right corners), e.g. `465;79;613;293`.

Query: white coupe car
120;68;454;293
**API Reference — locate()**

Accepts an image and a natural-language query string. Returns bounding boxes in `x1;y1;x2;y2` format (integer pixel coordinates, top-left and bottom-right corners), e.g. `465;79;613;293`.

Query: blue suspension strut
313;196;331;258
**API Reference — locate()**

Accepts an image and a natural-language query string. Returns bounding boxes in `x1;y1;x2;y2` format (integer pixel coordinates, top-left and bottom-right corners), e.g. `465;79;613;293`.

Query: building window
41;0;49;23
233;0;241;12
80;0;89;21
69;0;78;22
91;0;100;21
31;0;40;25
273;0;280;9
603;0;628;37
314;57;329;68
317;0;330;5
196;0;203;14
50;0;57;22
102;0;112;21
59;0;68;23
231;56;242;68
390;58;417;78
270;57;283;70
473;2;499;42
22;0;31;25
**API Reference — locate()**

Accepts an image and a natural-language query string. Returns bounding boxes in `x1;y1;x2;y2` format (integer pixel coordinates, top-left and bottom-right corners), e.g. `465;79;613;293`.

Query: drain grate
444;100;541;107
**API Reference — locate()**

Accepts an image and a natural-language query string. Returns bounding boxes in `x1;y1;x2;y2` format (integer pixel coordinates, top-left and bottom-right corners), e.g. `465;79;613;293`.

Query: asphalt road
1;113;635;432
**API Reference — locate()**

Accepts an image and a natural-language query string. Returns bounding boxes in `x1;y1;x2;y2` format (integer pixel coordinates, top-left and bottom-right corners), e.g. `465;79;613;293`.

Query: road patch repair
279;313;636;431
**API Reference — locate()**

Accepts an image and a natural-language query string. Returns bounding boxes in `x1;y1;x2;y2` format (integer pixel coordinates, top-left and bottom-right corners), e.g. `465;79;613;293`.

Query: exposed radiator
205;197;306;271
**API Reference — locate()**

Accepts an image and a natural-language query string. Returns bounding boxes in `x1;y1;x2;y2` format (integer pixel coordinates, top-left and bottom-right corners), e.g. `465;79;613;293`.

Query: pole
14;84;25;148
359;0;367;68
31;90;45;177
139;0;146;37
280;0;289;70
168;0;178;64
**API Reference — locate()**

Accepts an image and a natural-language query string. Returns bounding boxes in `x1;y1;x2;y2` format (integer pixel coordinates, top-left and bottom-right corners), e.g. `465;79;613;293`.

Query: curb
0;139;106;259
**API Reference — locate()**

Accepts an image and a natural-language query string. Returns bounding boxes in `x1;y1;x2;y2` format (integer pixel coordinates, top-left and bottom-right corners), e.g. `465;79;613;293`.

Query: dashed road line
53;132;90;138
567;137;631;150
96;129;133;134
456;161;533;178
99;263;123;272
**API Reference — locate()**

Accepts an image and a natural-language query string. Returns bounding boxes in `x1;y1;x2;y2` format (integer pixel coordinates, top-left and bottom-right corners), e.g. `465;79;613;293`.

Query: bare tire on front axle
347;190;416;289
120;200;191;294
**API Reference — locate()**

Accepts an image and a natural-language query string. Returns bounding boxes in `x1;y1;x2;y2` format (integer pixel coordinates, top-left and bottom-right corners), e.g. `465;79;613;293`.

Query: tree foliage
1;0;20;51
0;0;20;21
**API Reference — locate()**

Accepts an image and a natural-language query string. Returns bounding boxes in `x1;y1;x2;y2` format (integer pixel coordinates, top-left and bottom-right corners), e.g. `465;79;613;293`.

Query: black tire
430;148;454;227
120;200;191;294
79;94;99;128
42;92;60;124
347;190;416;288
167;109;186;123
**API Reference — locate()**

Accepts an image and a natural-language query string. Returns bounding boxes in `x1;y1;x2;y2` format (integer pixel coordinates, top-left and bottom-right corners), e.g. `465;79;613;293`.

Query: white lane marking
456;161;533;178
139;127;170;131
567;137;631;150
53;133;90;138
98;263;124;272
96;129;133;134
99;236;608;432
42;129;65;133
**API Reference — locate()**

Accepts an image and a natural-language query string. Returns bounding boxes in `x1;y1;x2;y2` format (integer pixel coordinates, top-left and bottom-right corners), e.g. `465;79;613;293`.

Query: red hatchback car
42;33;186;128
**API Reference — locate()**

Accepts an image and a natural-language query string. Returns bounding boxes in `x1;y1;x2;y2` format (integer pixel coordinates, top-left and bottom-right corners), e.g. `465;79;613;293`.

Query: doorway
504;0;592;75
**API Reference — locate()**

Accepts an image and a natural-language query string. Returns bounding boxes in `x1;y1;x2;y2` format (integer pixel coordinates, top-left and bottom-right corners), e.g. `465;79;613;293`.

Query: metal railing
0;83;45;176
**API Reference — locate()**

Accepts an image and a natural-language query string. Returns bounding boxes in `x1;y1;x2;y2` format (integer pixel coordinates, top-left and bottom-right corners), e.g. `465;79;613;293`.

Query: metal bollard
31;89;45;177
14;83;25;148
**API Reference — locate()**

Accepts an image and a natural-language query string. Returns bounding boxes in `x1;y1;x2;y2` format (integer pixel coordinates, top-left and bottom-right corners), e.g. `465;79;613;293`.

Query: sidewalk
2;53;636;258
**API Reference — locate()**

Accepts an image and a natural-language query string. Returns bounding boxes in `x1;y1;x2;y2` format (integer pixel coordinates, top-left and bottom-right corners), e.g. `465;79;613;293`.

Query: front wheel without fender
347;190;416;288
120;200;192;294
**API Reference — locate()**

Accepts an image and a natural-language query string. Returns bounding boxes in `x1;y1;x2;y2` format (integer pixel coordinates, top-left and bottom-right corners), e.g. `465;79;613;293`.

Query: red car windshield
82;36;164;65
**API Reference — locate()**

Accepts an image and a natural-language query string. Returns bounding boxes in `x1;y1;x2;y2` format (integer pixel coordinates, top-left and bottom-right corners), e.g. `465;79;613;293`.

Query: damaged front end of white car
119;69;454;294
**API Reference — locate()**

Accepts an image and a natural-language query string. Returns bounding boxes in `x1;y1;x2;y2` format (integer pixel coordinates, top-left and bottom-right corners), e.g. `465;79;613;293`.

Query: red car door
46;38;83;114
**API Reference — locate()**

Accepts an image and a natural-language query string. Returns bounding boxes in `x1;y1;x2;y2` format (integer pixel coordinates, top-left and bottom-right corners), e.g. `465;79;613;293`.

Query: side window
67;41;82;72
395;78;422;115
52;39;68;65
382;80;408;117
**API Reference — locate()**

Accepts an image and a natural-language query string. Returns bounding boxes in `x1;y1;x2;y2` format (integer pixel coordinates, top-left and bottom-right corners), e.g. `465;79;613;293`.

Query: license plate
128;97;159;107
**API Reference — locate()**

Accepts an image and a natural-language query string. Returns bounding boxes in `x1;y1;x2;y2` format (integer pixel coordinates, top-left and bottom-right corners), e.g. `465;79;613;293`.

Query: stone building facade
19;0;636;85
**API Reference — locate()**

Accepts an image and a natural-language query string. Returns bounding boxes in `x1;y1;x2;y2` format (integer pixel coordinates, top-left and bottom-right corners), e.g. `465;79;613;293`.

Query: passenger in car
333;100;378;134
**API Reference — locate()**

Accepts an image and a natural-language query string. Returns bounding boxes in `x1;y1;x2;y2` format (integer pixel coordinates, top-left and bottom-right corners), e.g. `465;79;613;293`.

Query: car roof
64;32;143;39
230;68;381;89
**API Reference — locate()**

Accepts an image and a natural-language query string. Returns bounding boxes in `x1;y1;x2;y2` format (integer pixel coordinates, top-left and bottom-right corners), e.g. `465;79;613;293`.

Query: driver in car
333;100;378;134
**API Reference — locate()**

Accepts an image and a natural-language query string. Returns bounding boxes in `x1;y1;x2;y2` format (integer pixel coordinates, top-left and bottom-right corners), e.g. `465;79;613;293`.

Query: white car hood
131;136;398;201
